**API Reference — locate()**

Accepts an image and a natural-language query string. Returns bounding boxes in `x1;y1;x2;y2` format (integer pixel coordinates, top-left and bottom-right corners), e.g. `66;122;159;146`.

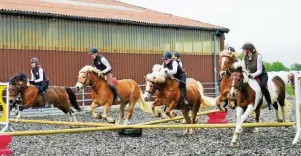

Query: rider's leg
106;73;121;102
259;73;273;110
39;81;50;108
178;74;189;105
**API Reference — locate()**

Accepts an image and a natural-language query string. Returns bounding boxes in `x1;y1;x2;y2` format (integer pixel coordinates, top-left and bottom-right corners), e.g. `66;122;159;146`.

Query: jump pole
8;109;220;127
1;122;295;136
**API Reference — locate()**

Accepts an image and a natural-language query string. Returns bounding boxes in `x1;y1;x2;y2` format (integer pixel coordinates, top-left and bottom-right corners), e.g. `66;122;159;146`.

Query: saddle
255;77;268;89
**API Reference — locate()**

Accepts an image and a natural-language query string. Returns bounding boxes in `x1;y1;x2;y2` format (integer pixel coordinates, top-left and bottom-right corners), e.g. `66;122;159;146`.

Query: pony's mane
219;50;239;62
9;73;28;85
146;64;168;83
79;65;105;78
231;62;249;83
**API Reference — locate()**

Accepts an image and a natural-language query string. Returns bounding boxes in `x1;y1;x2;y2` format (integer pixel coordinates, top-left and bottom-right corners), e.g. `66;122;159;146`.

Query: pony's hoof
189;128;195;134
277;119;284;122
183;130;189;135
253;128;259;133
107;117;115;124
181;119;186;124
230;142;237;148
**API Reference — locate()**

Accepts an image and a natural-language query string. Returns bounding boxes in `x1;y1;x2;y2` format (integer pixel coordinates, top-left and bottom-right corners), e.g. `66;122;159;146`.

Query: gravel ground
2;100;301;156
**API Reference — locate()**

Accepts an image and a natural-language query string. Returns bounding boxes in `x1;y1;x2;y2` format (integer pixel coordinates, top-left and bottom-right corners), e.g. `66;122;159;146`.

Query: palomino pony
75;65;161;125
216;49;241;112
8;73;81;122
145;64;202;134
228;62;290;147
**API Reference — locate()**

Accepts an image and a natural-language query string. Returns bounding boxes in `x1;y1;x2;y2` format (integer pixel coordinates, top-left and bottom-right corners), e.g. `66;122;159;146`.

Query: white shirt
242;54;263;77
163;61;178;75
31;68;44;83
100;57;112;74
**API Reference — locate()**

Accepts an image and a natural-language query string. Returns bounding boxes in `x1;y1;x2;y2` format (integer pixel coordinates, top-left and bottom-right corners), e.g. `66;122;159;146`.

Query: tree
291;63;301;71
238;52;244;60
270;61;289;71
264;61;272;72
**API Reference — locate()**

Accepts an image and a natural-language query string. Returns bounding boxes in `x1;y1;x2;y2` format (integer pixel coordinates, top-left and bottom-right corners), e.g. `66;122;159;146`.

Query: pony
8;73;81;122
145;64;202;134
287;72;299;96
216;49;241;112
143;65;216;123
75;65;161;125
228;62;290;147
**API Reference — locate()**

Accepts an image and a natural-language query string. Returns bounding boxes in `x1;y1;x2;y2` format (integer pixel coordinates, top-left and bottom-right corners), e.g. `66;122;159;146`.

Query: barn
0;0;229;91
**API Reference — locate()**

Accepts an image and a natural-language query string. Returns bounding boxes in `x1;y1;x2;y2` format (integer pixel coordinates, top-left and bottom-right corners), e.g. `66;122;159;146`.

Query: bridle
77;72;96;88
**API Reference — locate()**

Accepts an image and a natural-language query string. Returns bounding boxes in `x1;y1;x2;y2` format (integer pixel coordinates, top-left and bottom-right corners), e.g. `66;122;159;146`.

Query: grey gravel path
2;100;301;156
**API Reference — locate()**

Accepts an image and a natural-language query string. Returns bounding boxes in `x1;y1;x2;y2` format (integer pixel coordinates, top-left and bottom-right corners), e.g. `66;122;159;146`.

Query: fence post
82;89;85;107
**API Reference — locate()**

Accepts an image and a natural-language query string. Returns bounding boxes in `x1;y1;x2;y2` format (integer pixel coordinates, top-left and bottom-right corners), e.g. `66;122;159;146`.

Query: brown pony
8;73;81;122
288;72;298;96
228;62;291;147
75;65;159;125
145;64;202;134
216;49;241;112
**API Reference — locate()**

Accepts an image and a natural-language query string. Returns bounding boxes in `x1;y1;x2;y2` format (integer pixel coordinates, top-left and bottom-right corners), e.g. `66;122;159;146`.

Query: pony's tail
136;89;163;118
196;81;204;95
65;87;81;112
201;95;217;108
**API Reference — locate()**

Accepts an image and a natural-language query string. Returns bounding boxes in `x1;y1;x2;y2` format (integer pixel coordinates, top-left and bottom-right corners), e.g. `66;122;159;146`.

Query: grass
285;84;294;96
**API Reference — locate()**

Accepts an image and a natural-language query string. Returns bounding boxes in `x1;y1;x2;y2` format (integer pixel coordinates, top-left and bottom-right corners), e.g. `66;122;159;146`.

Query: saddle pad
112;77;118;86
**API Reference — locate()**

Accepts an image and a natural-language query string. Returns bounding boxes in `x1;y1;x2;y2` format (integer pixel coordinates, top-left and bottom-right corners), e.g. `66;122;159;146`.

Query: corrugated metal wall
0;14;223;87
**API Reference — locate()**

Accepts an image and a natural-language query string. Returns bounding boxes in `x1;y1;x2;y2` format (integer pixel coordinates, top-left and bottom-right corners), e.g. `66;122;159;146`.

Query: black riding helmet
162;51;172;60
172;52;180;59
88;47;98;54
30;57;39;63
228;47;235;52
242;43;255;51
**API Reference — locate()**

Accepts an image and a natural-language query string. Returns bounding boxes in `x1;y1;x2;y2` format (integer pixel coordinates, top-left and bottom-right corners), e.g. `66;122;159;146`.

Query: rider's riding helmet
88;47;98;54
172;52;180;59
162;51;172;60
228;47;235;52
30;57;39;64
242;43;255;51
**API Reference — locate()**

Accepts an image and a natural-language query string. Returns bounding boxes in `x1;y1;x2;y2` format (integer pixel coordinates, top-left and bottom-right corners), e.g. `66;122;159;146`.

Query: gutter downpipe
213;30;219;97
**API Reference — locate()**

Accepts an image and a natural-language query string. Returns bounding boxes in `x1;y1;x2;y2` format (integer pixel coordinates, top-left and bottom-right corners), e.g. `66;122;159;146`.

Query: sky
118;0;301;67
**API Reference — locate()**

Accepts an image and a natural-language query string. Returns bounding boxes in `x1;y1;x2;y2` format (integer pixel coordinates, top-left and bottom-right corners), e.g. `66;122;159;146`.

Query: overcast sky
118;0;301;67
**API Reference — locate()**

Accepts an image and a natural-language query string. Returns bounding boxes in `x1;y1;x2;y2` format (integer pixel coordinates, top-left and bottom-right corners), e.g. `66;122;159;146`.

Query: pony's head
287;72;295;84
229;62;249;108
75;65;104;91
8;73;29;104
143;73;158;101
219;50;240;78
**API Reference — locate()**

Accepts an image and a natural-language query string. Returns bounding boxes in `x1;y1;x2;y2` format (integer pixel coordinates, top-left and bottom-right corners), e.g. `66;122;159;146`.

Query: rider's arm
34;68;44;83
166;61;178;75
252;55;263;77
179;62;183;68
30;70;35;81
100;57;112;73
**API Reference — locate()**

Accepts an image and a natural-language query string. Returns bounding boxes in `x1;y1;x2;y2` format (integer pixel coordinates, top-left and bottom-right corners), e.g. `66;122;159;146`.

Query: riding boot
180;84;189;105
109;84;121;102
261;87;273;110
41;92;50;108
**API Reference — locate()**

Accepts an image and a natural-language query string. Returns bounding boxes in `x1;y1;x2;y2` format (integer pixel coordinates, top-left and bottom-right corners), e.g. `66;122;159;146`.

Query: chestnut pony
143;65;216;123
145;64;202;134
216;49;241;112
8;73;81;122
75;65;160;125
228;62;290;147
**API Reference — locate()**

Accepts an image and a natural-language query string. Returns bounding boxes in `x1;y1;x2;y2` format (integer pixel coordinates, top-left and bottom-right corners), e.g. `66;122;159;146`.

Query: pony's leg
117;103;126;125
231;105;254;147
216;95;226;112
273;101;282;122
16;110;23;122
165;102;177;119
230;106;244;147
181;108;191;135
87;101;101;119
102;103;115;124
253;107;260;133
281;106;286;122
124;101;136;125
189;103;199;134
